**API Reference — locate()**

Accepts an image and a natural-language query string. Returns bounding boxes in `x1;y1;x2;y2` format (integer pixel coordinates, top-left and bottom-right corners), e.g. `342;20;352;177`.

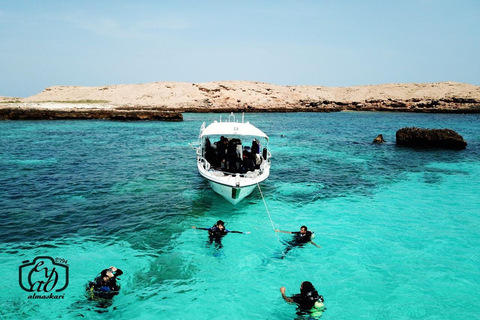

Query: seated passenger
251;139;260;155
241;148;255;172
204;138;216;166
216;137;228;169
226;138;241;172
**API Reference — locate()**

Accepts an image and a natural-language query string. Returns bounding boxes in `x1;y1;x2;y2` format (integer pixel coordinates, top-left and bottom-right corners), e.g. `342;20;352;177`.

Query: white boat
191;113;271;204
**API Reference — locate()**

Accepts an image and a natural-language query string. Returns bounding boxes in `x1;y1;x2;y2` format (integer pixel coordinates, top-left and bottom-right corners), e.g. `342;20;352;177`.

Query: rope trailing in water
257;183;276;231
257;183;283;249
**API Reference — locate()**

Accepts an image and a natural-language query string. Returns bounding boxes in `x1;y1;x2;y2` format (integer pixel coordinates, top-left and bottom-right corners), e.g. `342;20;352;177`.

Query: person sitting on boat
280;281;325;318
275;226;321;255
226;138;242;172
204;138;217;166
251;139;260;155
240;148;255;172
215;136;228;169
192;220;250;248
86;266;123;300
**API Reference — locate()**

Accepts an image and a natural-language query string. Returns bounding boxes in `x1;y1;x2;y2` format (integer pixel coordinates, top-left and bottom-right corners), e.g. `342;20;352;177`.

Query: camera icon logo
19;256;69;293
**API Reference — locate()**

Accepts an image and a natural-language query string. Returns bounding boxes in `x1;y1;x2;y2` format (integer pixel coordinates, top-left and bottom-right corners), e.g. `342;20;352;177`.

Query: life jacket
295;231;313;243
208;225;227;237
295;290;323;309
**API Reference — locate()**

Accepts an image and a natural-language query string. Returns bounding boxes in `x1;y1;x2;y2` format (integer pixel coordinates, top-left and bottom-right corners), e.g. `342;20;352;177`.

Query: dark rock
396;127;467;149
373;134;386;144
0;108;183;121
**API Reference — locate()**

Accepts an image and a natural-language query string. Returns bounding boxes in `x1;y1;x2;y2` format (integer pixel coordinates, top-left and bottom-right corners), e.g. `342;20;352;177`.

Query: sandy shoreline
1;81;479;120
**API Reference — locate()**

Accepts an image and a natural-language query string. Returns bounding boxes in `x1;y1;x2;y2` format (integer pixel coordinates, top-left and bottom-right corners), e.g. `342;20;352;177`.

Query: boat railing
197;156;211;171
188;142;200;151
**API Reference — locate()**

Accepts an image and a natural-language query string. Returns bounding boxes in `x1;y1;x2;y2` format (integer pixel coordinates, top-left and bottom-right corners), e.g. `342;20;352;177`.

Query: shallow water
1;112;479;319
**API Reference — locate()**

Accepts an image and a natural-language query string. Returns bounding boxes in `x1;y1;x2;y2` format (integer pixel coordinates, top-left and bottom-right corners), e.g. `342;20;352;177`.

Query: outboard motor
262;147;268;160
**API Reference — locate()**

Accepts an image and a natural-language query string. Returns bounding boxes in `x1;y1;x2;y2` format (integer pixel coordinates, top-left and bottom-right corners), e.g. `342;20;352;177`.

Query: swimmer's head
101;269;114;281
300;226;308;234
216;220;225;230
300;281;315;295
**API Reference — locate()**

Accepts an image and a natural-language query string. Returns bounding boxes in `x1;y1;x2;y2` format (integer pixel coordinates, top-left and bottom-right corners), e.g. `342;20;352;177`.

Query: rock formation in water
373;134;386;144
0;108;182;121
396;127;467;150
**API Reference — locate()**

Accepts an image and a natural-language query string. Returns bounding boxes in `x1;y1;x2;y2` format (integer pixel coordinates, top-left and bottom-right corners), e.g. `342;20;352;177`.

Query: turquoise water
1;112;479;319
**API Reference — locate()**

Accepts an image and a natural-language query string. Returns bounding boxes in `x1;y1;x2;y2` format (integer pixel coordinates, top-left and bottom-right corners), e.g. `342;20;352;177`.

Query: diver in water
275;226;320;256
192;220;250;248
86;266;123;301
280;281;325;318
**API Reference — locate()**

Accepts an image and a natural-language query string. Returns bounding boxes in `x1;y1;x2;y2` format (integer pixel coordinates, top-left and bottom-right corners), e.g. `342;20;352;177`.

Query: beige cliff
1;81;479;119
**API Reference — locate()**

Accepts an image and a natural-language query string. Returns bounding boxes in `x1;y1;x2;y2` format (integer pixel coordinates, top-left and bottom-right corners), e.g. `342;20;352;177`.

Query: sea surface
1;112;479;319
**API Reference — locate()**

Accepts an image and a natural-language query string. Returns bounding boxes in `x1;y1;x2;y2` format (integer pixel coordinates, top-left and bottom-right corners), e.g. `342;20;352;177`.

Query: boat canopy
201;121;269;140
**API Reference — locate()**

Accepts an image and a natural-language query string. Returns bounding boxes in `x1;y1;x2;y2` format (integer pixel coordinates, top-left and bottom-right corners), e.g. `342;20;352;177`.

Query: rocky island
1;81;479;120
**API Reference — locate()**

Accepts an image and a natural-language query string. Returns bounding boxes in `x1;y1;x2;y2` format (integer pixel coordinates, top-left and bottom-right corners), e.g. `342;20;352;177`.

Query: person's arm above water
192;226;210;231
280;287;294;303
109;266;123;276
309;240;321;248
275;229;293;234
226;229;250;234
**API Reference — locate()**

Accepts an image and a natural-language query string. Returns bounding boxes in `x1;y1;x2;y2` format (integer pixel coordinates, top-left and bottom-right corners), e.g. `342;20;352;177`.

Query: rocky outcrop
2;81;480;117
373;134;386;144
14;81;480;113
0;108;182;121
396;127;467;150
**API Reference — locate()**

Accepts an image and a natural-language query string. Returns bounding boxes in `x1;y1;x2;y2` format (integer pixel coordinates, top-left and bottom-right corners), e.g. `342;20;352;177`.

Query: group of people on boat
204;137;263;173
192;220;325;317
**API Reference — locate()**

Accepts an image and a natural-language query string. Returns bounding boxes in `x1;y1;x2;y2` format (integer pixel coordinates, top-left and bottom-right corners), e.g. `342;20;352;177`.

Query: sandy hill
1;81;479;117
17;81;480;109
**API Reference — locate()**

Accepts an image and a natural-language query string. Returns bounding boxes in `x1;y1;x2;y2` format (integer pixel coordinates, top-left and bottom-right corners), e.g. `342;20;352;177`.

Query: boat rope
257;183;283;247
257;183;275;231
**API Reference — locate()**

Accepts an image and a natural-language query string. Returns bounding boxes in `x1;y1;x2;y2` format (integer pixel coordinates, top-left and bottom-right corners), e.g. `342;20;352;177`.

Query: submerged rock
396;127;467;149
373;134;386;144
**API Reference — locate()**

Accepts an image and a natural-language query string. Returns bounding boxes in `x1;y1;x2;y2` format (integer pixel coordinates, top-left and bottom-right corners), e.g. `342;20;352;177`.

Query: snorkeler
86;266;123;300
280;281;325;318
192;220;250;248
275;226;320;256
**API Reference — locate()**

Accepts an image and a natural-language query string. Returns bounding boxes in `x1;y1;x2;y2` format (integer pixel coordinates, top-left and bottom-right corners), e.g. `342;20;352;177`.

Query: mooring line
257;183;282;246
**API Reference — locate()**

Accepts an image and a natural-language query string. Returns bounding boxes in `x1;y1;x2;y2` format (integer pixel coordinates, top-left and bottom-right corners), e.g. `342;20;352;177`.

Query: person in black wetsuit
86;266;123;300
192;220;250;248
215;137;228;169
275;226;320;256
280;281;325;317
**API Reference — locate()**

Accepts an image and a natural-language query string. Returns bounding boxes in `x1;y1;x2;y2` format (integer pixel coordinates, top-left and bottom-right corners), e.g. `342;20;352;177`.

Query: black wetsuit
293;231;313;243
282;231;314;256
291;290;324;314
198;225;242;248
87;269;123;299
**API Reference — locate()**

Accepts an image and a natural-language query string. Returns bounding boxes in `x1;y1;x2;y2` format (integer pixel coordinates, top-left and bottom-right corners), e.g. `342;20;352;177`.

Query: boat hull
208;181;257;205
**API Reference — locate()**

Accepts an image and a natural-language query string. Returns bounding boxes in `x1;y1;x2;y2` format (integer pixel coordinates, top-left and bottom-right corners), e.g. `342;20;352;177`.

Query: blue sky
1;0;479;97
